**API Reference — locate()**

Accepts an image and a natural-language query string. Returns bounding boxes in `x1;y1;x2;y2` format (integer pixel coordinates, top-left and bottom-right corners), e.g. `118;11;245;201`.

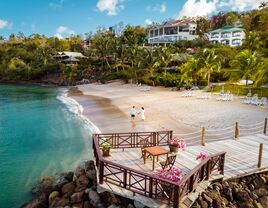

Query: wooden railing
94;130;173;149
93;131;225;208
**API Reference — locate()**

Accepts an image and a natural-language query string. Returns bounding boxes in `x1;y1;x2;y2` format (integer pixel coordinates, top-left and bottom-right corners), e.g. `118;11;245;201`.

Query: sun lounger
258;97;267;106
197;93;211;99
140;86;151;91
181;91;195;97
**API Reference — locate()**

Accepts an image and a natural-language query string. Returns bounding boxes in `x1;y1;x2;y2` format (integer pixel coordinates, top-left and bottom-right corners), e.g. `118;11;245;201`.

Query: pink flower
155;167;183;182
196;152;208;160
168;136;186;149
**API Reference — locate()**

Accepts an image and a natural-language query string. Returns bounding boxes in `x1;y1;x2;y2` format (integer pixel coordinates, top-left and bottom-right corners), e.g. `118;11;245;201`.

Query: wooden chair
139;139;152;159
159;154;177;170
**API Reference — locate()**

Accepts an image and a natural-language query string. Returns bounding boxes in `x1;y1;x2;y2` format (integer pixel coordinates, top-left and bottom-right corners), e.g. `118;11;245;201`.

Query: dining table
143;146;169;171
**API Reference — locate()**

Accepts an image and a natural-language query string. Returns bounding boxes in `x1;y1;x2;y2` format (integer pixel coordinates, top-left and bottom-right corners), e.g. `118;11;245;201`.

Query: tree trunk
207;71;210;87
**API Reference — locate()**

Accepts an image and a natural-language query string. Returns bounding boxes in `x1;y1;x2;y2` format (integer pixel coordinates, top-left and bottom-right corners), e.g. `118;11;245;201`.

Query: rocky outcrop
192;171;268;208
21;160;136;208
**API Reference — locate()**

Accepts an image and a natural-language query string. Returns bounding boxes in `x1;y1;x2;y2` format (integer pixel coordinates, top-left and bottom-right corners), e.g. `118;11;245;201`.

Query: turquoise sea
0;84;94;208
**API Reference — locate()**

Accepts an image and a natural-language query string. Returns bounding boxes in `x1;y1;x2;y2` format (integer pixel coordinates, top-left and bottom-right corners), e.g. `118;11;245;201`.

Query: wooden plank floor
98;134;268;207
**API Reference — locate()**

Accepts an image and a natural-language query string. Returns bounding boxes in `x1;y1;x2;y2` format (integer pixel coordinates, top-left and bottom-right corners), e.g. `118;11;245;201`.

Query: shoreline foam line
56;89;101;134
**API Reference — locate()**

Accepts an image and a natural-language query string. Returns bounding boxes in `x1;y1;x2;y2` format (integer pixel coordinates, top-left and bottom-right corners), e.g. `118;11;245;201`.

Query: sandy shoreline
69;81;268;135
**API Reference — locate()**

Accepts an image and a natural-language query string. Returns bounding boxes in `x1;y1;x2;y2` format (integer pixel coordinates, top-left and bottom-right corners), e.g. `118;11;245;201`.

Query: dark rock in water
32;173;69;195
202;193;213;206
65;171;74;182
48;191;60;205
199;199;208;208
236;201;254;208
75;174;90;192
61;181;76;197
21;193;47;208
83;200;94;208
50;197;70;207
70;191;86;204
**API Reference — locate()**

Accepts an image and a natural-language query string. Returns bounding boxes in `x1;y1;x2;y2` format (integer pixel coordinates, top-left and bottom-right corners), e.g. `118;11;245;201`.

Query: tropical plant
226;50;261;86
198;49;221;87
179;57;200;86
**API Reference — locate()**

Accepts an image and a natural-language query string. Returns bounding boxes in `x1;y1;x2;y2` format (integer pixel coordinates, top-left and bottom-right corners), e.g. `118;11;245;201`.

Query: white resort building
147;18;199;45
209;26;245;47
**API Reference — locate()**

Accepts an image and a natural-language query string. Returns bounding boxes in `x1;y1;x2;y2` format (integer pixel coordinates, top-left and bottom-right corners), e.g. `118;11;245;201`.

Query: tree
198;49;221;87
253;58;268;86
227;50;260;86
179;57;200;86
242;31;263;51
196;17;210;38
259;2;268;9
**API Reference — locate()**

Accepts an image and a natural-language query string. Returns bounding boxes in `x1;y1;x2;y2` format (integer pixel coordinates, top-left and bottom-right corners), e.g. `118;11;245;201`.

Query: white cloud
159;2;167;13
54;26;75;39
96;0;124;16
146;2;167;13
49;0;64;9
177;0;218;18
177;0;264;19
219;0;263;11
145;19;153;25
0;19;9;29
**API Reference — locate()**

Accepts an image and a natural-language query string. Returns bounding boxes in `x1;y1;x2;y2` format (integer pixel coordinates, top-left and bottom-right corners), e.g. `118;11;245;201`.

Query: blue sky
0;0;263;39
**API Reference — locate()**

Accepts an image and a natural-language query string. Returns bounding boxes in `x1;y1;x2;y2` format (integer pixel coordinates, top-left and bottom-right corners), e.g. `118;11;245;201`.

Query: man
130;106;136;123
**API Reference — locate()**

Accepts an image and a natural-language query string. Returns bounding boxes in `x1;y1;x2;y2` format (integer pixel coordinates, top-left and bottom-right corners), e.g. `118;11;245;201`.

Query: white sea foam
56;89;101;134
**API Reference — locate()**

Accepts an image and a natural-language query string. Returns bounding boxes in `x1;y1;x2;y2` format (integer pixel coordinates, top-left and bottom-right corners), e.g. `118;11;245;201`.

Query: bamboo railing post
201;127;205;146
258;143;263;168
99;161;104;184
264;118;267;134
235;122;239;140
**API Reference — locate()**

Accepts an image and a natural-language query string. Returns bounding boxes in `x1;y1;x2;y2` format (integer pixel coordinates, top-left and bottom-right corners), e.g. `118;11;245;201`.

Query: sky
0;0;264;39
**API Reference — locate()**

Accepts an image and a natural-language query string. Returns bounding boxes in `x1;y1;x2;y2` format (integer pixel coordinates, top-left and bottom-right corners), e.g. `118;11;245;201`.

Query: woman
140;107;145;121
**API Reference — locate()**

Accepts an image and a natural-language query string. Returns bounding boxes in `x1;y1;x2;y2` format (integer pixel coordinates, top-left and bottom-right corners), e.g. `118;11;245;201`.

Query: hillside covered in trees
0;5;267;88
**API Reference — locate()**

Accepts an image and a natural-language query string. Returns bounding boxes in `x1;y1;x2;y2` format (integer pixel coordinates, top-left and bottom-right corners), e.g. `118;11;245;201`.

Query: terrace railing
93;131;226;208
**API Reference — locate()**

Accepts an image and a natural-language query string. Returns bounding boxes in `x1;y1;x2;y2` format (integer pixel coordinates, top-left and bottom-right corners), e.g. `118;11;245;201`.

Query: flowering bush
155;167;183;182
168;136;186;149
196;152;208;160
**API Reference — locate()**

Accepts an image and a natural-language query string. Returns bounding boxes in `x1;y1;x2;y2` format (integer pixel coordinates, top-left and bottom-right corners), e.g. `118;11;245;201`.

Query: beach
69;81;268;135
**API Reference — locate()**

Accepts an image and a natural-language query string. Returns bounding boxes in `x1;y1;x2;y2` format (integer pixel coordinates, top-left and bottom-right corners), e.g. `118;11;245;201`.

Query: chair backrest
167;155;176;166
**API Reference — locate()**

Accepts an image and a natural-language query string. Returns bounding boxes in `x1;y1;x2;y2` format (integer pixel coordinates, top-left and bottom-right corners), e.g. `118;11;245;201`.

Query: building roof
210;26;244;33
150;18;196;29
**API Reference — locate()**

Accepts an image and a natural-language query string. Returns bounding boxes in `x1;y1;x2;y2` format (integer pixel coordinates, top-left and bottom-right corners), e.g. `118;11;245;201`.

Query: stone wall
192;171;268;208
21;160;136;208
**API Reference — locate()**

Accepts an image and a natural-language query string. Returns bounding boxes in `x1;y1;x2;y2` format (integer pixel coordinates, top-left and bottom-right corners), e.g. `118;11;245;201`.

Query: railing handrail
178;151;226;185
93;131;226;208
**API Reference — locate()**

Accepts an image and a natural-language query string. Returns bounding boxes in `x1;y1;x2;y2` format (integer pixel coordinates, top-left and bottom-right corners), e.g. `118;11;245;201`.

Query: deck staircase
180;174;224;208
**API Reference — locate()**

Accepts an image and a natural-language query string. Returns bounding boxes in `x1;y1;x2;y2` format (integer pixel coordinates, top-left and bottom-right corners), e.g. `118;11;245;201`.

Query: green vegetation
0;5;267;89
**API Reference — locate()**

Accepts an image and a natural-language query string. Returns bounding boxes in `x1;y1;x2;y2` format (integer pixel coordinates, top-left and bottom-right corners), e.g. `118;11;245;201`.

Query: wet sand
69;81;268;135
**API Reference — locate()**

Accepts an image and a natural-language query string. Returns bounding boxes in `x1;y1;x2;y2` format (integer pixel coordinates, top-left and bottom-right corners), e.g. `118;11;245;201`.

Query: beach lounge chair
159;154;176;171
258;97;267;106
250;95;259;105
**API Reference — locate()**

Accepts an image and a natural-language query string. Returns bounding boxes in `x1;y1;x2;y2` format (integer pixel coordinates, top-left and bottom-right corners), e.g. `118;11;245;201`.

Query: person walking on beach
130;106;136;123
139;107;145;121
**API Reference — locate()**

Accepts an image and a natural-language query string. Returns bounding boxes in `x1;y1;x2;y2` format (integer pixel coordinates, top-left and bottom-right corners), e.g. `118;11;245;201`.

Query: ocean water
0;84;95;208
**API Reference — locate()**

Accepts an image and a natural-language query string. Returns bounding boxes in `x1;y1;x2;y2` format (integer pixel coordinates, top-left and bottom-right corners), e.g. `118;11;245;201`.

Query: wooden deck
98;133;268;207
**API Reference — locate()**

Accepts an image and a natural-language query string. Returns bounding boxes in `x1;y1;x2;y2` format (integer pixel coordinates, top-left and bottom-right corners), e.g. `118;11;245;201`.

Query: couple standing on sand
130;106;145;123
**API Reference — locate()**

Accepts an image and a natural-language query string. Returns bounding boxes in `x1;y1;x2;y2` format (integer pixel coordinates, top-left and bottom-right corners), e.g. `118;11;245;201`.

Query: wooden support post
264;118;267;134
123;169;127;188
201;127;205;146
173;186;179;208
153;132;156;146
99;161;104;184
235;122;239;140
258;143;263;168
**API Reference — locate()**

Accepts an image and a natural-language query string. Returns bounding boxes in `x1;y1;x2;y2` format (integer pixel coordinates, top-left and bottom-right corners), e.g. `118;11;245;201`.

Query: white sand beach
69;81;268;135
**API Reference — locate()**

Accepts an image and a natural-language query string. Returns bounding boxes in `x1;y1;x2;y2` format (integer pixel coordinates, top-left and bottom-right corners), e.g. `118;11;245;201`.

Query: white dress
141;109;145;120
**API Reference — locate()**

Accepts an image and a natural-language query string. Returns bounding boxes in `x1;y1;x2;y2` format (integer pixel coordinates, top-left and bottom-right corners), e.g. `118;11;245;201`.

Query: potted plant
101;140;112;157
168;136;186;153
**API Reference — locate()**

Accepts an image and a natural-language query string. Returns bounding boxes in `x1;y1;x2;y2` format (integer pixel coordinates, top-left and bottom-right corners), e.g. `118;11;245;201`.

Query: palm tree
179;57;199;86
253;58;268;86
259;2;268;9
242;31;263;51
227;50;260;86
198;49;221;87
